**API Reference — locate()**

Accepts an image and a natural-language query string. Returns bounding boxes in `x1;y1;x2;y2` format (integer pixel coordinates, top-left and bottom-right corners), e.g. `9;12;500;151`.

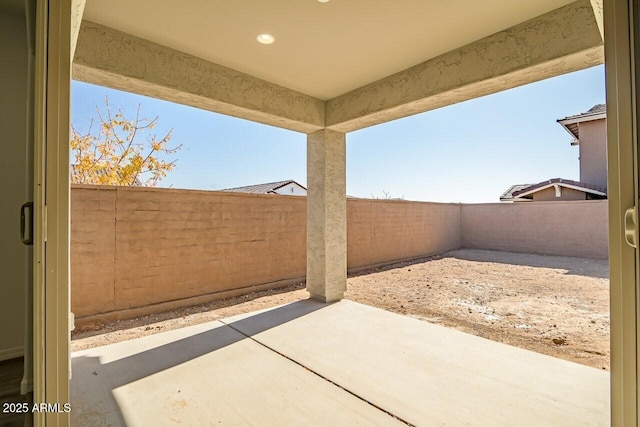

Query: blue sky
71;64;605;203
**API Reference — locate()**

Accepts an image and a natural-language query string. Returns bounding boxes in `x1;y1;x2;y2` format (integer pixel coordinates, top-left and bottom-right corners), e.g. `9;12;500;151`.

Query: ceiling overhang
74;0;604;133
326;0;604;132
74;21;325;133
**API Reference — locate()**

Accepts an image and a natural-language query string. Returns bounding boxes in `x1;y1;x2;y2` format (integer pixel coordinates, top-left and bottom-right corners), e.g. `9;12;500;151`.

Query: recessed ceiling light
256;33;275;45
318;0;330;2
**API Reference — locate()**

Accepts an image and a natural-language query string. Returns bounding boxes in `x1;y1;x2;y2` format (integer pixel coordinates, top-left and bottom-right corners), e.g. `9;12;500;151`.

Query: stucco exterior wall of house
531;186;587;201
274;182;307;196
579;119;607;189
461;200;608;259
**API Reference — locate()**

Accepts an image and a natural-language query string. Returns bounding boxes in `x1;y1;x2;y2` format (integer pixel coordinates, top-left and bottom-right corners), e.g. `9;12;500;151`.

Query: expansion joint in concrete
219;317;415;427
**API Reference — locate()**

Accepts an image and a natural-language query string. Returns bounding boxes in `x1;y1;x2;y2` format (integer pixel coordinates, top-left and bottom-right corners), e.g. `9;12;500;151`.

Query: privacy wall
347;199;461;270
71;185;461;320
461;200;609;259
71;186;608;322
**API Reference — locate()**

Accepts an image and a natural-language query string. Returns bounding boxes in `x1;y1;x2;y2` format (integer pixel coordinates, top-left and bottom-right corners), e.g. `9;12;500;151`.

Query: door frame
33;0;640;426
33;0;71;425
605;0;640;425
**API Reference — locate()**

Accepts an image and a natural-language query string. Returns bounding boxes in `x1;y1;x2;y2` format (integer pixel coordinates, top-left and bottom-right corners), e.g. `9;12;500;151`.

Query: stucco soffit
325;0;604;133
73;21;325;133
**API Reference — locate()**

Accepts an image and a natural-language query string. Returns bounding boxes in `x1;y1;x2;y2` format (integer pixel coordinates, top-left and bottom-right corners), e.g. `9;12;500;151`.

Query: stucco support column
307;129;346;302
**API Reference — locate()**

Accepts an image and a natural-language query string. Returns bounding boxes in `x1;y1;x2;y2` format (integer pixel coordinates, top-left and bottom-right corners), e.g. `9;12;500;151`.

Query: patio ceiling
82;0;578;101
74;0;604;132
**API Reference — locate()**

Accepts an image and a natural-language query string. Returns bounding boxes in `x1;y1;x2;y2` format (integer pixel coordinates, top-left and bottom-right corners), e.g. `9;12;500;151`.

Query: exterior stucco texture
579;119;608;189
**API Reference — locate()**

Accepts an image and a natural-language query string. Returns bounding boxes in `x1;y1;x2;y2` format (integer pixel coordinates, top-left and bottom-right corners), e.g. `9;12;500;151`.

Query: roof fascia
513;182;606;199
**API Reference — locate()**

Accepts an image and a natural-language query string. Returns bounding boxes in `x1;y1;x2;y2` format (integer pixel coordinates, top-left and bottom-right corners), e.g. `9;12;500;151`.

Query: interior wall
0;4;29;360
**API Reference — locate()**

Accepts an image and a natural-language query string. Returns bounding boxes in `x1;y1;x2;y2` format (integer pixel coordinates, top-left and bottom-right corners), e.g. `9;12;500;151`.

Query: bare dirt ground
72;249;610;370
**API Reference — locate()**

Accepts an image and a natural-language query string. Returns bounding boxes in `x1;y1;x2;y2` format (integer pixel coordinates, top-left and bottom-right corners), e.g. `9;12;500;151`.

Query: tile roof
502;105;608;202
501;178;607;201
560;104;606;121
500;184;536;201
220;179;306;194
512;178;606;198
557;104;606;141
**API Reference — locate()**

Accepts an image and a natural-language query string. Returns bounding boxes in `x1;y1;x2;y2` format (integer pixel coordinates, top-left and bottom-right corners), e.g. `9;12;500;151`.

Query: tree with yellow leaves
70;97;182;186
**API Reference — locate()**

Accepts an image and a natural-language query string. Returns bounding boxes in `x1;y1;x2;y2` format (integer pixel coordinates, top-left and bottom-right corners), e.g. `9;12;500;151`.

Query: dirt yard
72;249;610;370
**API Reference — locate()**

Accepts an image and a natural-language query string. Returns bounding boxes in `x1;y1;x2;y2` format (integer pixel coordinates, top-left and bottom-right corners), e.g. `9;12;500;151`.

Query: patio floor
70;299;609;426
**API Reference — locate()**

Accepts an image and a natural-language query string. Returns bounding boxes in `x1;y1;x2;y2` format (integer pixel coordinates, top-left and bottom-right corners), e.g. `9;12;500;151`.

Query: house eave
557;112;606;141
513;182;607;199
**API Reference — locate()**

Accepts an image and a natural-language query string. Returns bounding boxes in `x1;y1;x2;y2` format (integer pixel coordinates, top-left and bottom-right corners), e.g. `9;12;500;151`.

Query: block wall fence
71;185;608;323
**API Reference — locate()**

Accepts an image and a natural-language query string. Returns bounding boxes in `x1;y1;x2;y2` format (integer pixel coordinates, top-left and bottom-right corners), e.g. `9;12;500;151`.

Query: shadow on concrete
70;355;128;427
71;300;327;390
72;300;327;425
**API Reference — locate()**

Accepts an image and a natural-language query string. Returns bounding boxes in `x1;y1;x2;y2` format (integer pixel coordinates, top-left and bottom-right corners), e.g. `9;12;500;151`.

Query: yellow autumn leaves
70;97;182;187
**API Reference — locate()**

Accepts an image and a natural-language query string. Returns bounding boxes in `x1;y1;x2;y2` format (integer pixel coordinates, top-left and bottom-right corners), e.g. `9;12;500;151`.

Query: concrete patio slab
71;299;609;426
224;300;610;427
71;319;406;427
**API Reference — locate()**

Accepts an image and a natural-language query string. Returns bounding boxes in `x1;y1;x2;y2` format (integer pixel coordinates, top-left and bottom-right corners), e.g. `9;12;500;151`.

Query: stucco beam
325;0;604;133
589;0;604;40
70;0;86;61
73;21;325;133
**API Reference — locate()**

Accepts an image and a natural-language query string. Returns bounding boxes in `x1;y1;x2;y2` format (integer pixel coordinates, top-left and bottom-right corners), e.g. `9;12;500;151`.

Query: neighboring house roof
502;105;607;202
500;178;607;201
220;179;306;194
499;184;536;201
70;164;142;186
557;104;606;144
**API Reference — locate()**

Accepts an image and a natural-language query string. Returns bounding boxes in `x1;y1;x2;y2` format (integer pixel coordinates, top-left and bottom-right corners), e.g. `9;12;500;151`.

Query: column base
308;292;344;303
